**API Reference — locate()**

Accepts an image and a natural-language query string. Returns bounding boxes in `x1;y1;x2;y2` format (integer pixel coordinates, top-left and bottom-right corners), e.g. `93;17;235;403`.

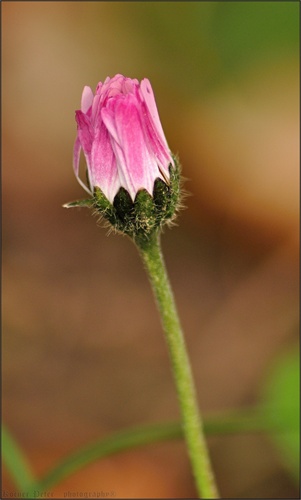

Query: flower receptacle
95;157;181;248
64;157;181;249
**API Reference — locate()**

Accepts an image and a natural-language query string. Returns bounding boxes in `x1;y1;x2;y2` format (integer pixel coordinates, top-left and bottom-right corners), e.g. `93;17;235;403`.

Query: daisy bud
65;74;181;246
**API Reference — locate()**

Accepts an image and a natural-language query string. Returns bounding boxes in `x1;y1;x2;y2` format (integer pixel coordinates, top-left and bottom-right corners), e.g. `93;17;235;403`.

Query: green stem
137;233;219;499
2;424;36;492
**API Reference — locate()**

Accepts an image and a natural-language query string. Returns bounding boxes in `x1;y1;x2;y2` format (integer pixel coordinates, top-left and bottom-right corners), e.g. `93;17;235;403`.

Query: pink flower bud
73;74;174;203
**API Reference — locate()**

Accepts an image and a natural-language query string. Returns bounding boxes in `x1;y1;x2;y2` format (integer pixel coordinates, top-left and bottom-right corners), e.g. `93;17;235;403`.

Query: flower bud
65;74;181;246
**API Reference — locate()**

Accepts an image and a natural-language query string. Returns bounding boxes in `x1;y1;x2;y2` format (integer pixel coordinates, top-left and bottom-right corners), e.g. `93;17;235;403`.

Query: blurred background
2;1;299;498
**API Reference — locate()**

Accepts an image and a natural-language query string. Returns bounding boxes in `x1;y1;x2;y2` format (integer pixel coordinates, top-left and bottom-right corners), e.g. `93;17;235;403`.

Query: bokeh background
2;1;299;498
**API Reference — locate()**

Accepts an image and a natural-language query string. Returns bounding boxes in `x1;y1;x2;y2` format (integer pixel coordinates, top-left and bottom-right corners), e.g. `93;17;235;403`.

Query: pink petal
139;79;173;177
122;77;139;94
101;100;122;146
100;75;124;102
90;123;121;203
81;86;94;113
95;81;103;95
91;94;101;125
104;94;163;200
75;111;94;193
73;136;81;177
73;136;93;195
75;111;93;155
140;79;169;149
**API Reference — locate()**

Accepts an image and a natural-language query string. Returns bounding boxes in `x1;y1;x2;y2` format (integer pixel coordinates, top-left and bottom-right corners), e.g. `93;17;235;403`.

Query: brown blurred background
2;2;299;498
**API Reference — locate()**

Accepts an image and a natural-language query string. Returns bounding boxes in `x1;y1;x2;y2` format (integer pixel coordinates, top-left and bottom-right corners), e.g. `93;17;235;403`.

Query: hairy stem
137;233;219;498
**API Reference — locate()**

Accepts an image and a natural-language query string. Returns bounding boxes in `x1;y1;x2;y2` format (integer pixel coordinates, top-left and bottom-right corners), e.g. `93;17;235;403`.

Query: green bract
65;158;181;249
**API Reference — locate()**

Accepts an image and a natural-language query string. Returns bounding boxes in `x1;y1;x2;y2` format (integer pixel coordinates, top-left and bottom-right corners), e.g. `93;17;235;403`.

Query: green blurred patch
261;347;300;482
118;2;299;96
212;2;299;74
